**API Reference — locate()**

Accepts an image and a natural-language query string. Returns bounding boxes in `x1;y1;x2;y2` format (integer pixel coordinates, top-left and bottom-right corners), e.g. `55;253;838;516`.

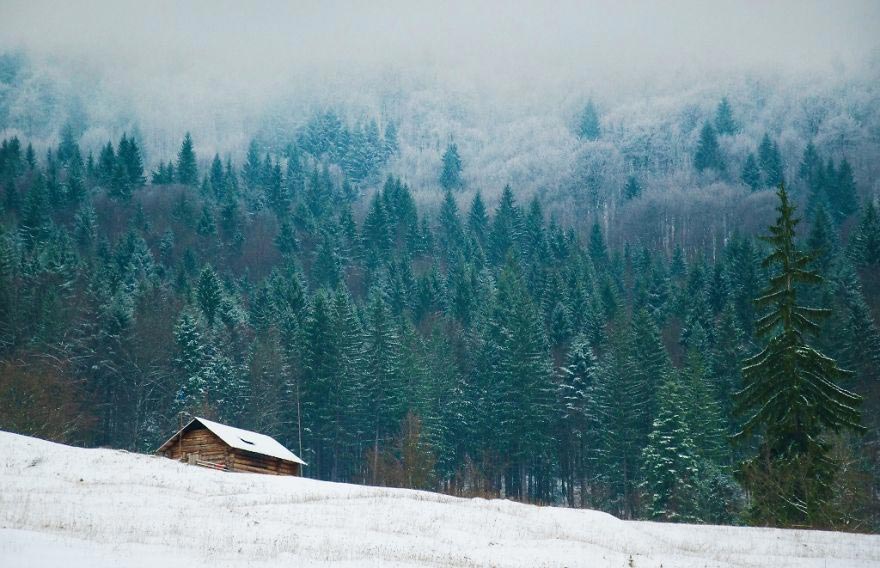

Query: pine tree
224;157;238;196
488;186;520;265
741;153;762;191
848;200;880;267
302;290;338;474
363;190;392;258
595;321;645;519
173;311;208;414
694;122;725;173
313;232;341;290
577;100;601;140
830;158;858;222
623;176;642;200
641;374;702;522
835;266;880;387
57;123;80;164
74;202;98;251
712;303;745;435
798;142;822;188
735;184;863;527
196;265;223;327
98;141;116;186
275;220;298;257
319;290;364;481
439;143;463;191
588;222;608;267
209;154;225;200
629;308;671;435
680;335;728;465
24;143;35;170
806;205;836;277
285;146;304;200
122;134;146;187
556;334;603;507
21;173;49;244
196;205;216;236
468;191;489;245
438;189;464;260
490;255;553;501
65;153;86;205
176;132;198;186
362;291;405;482
383;121;399;158
758;133;784;188
714;97;737;135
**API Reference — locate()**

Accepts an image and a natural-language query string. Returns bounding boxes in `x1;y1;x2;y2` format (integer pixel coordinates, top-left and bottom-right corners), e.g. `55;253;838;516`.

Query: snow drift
1;430;878;567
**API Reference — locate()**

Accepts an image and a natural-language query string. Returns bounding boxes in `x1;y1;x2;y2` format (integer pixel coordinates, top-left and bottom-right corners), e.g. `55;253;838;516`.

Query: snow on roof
161;417;306;465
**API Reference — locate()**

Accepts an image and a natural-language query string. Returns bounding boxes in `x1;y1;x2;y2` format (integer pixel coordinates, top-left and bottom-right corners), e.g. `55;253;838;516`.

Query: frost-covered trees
757;133;784;189
439;142;463;191
556;335;603;507
714;97;738;136
577;100;601;140
642;374;702;522
741;153;761;191
2;104;880;528
623;176;642;200
196;265;223;327
176;132;198;186
849;201;880;267
693;122;725;174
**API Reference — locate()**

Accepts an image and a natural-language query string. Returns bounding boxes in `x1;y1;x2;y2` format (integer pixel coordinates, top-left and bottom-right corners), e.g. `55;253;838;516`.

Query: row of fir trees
0;126;879;531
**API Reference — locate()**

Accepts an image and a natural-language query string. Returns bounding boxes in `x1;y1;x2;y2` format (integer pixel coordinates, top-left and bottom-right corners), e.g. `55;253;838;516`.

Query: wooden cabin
156;417;306;476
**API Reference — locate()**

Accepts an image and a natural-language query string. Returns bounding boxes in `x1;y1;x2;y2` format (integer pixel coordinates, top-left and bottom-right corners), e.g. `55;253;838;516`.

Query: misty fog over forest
2;0;880;536
3;1;879;217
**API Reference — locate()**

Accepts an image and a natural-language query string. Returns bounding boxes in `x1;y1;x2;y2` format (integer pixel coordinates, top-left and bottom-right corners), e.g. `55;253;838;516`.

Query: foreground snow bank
1;431;877;567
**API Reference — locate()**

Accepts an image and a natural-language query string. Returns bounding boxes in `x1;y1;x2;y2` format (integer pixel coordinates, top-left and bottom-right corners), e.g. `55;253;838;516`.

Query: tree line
0;120;878;531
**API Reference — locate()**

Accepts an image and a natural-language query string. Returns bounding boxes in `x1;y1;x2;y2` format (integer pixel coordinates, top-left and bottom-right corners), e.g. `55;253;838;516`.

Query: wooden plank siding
160;423;300;476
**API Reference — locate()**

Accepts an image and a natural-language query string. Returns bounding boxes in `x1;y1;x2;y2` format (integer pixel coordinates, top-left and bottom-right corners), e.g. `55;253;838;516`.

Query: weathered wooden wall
162;424;228;464
230;450;300;476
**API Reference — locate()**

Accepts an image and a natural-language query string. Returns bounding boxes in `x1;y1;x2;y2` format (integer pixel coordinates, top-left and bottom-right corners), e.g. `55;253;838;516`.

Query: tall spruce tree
439;143;463;191
196;265;223;327
641;373;702;522
577;100;601;140
176;132;198;186
623;176;642;200
758;133;785;188
714;97;737;135
741;153;762;191
848;200;880;267
694;122;725;173
830;159;858;222
734;184;863;527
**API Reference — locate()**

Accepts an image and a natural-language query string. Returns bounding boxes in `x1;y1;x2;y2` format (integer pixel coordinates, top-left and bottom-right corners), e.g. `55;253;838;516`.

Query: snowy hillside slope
1;431;878;568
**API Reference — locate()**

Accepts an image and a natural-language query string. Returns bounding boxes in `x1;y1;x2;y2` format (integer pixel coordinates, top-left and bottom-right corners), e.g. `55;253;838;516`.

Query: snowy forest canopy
1;0;880;534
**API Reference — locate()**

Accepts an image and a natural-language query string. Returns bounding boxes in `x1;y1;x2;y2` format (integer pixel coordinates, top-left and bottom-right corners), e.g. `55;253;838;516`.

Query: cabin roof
157;417;307;465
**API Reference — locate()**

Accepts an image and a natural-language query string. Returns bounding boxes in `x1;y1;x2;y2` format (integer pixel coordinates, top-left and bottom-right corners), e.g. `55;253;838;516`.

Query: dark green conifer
741;153;761;190
439;143;463;191
577;100;601;140
694;122;725;173
714;97;737;135
735;185;863;527
175;132;198;186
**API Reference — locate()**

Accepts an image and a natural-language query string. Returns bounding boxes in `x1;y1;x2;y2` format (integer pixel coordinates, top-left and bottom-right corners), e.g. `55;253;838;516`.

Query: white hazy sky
1;0;878;161
2;0;878;87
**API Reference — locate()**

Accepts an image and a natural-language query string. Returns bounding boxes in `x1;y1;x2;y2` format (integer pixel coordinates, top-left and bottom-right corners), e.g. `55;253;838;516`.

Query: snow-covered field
1;431;878;567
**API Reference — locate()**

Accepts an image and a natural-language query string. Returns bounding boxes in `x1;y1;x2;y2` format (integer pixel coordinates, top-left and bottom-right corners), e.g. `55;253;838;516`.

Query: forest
1;78;879;531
